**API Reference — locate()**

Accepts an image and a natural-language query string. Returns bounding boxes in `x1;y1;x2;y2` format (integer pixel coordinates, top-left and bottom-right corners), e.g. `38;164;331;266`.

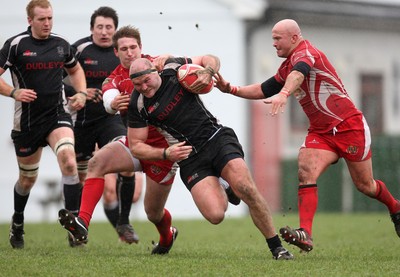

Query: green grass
0;213;398;277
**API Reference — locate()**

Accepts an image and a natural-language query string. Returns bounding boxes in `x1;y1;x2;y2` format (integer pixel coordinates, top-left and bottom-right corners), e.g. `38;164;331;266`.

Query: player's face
131;71;161;98
28;6;53;39
272;30;293;58
91;16;115;48
115;37;142;69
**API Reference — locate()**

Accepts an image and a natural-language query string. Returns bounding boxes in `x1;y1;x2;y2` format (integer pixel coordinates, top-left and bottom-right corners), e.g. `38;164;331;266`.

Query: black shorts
11;111;73;157
74;115;126;162
178;126;244;191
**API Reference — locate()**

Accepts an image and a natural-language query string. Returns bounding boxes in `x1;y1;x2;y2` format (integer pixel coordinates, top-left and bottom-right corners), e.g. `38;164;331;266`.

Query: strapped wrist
78;91;88;97
163;148;168;160
230;85;240;95
279;88;290;98
10;88;17;99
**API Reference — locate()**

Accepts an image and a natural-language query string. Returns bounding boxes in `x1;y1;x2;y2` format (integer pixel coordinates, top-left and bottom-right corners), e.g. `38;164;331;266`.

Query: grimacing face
131;70;160;98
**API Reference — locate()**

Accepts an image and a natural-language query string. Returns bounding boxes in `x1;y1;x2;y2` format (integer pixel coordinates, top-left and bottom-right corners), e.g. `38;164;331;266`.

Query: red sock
374;180;400;214
78;178;105;227
298;184;318;236
155;209;172;246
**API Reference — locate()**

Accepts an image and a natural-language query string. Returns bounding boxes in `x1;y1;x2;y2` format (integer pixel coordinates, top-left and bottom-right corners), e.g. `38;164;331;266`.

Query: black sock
266;235;282;252
116;174;135;225
13;187;29;224
63;183;82;213
104;205;119;228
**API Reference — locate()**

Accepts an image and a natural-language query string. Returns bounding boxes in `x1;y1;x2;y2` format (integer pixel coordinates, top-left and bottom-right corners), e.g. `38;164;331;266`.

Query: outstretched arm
214;72;265;99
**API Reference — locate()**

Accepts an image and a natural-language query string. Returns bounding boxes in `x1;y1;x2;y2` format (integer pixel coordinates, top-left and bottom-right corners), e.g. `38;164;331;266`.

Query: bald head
272;19;302;37
130;58;154;76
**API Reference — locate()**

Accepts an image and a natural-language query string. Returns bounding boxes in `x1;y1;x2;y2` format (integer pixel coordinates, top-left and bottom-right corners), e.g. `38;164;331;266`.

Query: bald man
126;56;294;260
215;18;400;252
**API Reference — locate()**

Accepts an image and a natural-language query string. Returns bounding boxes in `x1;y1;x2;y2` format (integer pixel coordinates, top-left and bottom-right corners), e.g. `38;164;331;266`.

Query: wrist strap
163;148;168;160
279;88;290;98
230;85;240;95
78;91;88;97
10;88;17;99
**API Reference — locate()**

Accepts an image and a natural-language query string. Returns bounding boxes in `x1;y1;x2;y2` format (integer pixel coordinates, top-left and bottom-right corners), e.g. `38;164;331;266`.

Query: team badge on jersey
57;46;64;57
346;145;358;155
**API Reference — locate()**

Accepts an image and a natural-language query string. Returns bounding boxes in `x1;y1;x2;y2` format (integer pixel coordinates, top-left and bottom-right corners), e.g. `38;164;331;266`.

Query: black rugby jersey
128;58;222;155
0;27;78;132
65;36;119;127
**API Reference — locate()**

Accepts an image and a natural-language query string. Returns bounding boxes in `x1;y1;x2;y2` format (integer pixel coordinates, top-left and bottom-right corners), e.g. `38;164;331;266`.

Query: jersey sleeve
0;39;14;71
127;93;148;129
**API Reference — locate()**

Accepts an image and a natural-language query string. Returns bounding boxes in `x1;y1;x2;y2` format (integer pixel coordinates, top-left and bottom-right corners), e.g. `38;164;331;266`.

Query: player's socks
155;209;172;246
104;201;119;228
298;184;318;236
78;178;105;226
63;182;82;215
13;184;30;223
116;174;135;225
374;179;400;213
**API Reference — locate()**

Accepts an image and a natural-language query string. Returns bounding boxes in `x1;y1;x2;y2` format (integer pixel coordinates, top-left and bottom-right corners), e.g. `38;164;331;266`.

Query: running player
0;0;87;249
215;18;400;252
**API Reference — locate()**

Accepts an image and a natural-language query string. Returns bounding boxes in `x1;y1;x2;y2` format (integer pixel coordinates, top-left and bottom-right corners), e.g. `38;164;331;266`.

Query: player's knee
87;155;107;175
204;210;225;225
18;163;39;188
354;179;375;197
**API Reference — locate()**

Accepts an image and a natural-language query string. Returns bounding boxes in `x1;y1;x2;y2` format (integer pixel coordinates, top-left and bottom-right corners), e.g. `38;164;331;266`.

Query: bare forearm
130;142;165;161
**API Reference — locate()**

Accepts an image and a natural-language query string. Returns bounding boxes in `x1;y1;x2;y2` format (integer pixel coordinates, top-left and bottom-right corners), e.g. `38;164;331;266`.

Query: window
360;73;383;134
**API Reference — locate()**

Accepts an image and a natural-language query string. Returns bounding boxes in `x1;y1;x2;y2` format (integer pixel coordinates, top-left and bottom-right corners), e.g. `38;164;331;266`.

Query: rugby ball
177;64;214;94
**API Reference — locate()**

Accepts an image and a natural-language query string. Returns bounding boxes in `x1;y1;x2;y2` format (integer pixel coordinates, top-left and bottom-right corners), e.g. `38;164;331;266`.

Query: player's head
90;6;118;48
129;58;161;98
113;25;143;69
26;0;53;39
272;19;303;58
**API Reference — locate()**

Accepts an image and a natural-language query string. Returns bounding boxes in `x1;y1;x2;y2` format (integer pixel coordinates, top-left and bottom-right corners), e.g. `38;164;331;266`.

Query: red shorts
119;126;177;185
301;114;372;162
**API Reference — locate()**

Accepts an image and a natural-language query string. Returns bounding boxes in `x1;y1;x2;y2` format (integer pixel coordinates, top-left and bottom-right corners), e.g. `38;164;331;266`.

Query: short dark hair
90;6;118;29
112;25;142;50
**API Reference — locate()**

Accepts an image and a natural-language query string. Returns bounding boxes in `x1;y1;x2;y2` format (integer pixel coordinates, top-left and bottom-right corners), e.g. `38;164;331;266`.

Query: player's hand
213;72;232;93
153;54;172;71
189;69;213;93
87;88;103;103
111;94;130;112
165;141;192;162
263;92;288;116
68;92;87;111
11;88;37;102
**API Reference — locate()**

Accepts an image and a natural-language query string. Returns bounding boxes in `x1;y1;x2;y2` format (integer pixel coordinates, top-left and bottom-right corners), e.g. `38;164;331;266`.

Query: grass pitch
0;213;398;277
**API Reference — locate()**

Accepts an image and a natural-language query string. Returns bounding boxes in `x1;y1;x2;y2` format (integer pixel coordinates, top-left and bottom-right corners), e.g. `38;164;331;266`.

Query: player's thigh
190;176;227;223
346;158;374;190
88;141;135;175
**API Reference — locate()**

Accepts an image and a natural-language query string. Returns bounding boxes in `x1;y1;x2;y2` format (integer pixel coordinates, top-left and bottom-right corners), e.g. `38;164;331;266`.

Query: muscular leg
297;148;338;235
190;176;228;225
346;158;400;213
144;176;172;246
79;142;137;226
220;158;288;254
48;127;81;214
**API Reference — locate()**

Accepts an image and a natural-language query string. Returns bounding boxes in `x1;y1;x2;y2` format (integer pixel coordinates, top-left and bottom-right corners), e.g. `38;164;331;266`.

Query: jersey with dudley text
0;27;78;132
66;36;119;127
128;57;222;156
